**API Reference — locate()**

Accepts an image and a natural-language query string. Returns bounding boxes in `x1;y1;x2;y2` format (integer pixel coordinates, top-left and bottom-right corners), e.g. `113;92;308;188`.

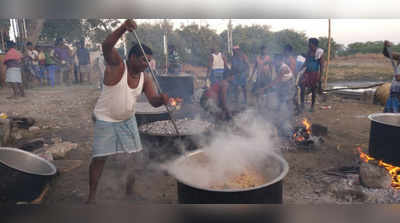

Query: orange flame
357;147;400;189
169;97;183;109
302;118;312;135
293;118;312;143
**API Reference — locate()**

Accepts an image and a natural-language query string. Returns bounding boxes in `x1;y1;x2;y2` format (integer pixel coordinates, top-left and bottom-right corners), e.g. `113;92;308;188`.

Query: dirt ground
0;82;386;204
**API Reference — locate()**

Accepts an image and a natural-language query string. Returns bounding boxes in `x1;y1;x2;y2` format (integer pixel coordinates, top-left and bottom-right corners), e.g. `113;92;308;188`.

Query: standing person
44;46;58;88
256;54;295;108
283;44;297;75
71;41;80;84
93;54;106;90
299;38;325;112
167;45;182;74
86;19;169;204
25;42;41;86
230;45;250;105
76;40;91;84
382;40;400;113
200;69;235;123
37;46;47;85
3;41;24;98
54;38;73;86
207;48;227;85
251;46;272;101
294;53;306;114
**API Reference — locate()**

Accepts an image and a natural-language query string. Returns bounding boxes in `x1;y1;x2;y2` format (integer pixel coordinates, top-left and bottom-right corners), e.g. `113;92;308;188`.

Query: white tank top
94;62;144;122
212;52;224;69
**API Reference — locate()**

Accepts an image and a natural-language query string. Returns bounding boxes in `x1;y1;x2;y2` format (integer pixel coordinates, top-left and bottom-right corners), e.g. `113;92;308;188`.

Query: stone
47;142;78;159
29;126;40;131
33;148;54;161
359;162;392;189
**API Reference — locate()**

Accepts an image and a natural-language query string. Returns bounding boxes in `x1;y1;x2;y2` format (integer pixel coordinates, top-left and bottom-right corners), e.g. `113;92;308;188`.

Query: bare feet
6;96;17;100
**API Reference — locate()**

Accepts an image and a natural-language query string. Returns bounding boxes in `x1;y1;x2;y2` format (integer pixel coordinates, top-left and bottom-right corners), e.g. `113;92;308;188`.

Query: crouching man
87;19;169;204
200;69;235;123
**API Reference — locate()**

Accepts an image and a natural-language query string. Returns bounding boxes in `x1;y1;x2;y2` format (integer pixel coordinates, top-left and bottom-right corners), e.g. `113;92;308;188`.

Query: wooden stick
324;19;332;90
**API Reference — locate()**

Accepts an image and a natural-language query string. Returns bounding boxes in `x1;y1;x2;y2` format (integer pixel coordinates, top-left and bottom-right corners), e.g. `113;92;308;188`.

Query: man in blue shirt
76;40;91;83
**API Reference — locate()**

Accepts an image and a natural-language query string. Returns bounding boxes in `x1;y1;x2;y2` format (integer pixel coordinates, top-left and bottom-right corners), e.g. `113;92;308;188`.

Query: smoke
163;108;284;189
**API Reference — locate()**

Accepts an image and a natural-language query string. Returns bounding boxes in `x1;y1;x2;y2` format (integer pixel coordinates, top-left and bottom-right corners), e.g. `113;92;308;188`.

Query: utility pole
324;19;332;90
227;19;233;57
163;19;168;74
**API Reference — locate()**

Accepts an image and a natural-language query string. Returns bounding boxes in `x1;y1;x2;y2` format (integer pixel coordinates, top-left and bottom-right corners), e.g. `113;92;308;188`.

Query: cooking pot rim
368;113;400;127
0;147;57;176
170;150;289;193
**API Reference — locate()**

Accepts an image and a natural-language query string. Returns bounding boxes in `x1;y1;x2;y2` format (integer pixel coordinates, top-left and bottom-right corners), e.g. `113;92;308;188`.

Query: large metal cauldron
0;147;57;202
170;150;289;204
368;113;400;166
158;74;194;104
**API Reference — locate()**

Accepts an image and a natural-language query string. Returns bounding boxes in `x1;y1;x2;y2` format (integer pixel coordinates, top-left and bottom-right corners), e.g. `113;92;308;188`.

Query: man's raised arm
102;19;137;85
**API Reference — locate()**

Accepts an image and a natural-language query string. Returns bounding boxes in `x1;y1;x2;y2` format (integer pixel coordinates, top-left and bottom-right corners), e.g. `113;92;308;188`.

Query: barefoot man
87;19;169;204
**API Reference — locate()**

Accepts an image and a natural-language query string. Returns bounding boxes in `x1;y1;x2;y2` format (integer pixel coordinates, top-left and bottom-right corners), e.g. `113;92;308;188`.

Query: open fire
168;97;183;110
292;118;313;146
357;147;400;189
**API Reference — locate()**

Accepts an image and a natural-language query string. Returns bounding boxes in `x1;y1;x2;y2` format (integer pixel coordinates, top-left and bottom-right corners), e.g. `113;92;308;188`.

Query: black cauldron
0;147;57;202
368;113;400;166
169;150;289;204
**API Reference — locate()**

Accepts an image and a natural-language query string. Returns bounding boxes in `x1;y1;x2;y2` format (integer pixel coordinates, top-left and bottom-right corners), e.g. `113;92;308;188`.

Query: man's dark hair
6;41;15;49
26;42;33;46
260;45;266;51
284;44;293;53
55;37;63;46
223;68;235;79
128;43;153;59
309;38;319;47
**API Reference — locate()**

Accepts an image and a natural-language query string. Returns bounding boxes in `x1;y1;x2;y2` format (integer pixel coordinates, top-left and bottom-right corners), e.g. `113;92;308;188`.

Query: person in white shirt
86;19;170;204
25;42;41;85
207;48;228;85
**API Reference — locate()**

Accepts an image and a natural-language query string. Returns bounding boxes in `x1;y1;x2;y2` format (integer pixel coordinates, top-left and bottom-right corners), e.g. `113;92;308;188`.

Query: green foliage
40;19;84;42
338;41;400;56
35;19;356;67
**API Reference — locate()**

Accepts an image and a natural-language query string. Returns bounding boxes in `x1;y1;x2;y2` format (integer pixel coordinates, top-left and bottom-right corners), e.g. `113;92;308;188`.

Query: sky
138;19;400;46
9;19;400;46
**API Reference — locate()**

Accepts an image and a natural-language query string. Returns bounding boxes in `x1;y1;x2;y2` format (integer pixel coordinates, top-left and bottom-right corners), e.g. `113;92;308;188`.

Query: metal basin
368;113;400;166
169;150;289;204
0;147;57;202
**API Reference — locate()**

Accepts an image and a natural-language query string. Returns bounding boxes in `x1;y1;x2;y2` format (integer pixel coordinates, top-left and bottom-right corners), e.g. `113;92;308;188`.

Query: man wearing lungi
86;19;169;204
3;41;24;98
299;38;325;112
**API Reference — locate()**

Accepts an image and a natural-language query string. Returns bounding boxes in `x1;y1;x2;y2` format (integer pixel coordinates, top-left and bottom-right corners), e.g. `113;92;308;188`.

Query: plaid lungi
92;115;143;158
